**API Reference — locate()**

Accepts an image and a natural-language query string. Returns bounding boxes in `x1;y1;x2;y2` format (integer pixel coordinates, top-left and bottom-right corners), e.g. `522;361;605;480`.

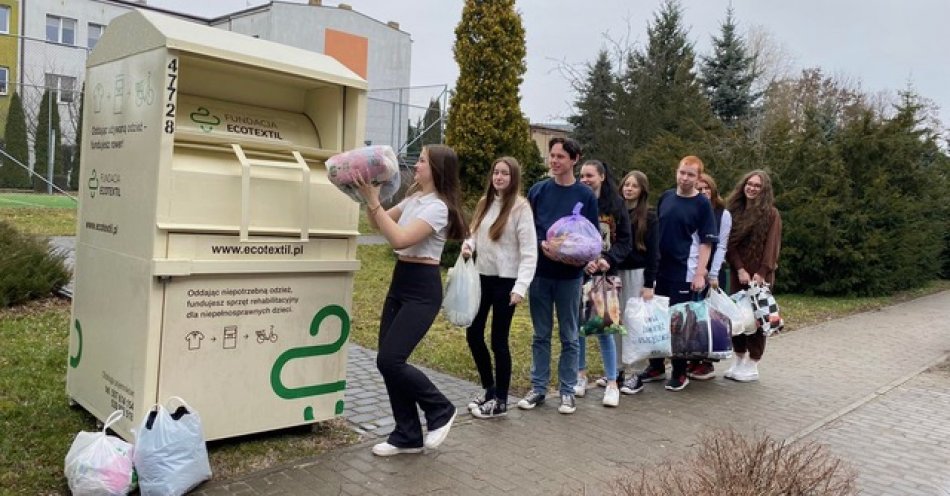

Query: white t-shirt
394;192;448;260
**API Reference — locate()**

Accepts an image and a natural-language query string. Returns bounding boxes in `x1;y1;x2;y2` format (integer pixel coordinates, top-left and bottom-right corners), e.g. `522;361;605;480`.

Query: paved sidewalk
190;291;950;496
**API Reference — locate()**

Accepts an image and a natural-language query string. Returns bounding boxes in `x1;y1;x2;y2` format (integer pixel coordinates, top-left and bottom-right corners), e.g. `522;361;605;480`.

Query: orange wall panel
324;29;368;80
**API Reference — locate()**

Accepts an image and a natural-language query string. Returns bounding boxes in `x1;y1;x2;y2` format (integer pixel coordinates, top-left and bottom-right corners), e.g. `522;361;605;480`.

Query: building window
46;15;77;45
0;6;10;34
0;67;8;95
45;74;77;103
88;23;105;49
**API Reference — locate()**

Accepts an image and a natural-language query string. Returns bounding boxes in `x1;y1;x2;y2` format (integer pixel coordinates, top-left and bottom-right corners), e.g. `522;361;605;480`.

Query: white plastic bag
709;287;750;335
442;255;481;327
64;411;136;496
621;295;671;364
133;397;211;496
729;290;758;336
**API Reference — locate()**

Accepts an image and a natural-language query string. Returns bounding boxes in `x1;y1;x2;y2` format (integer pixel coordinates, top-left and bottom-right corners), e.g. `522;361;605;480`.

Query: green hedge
0;220;70;307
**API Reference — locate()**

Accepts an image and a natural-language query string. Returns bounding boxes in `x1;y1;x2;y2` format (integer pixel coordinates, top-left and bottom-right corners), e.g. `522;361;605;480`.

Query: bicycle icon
256;326;278;344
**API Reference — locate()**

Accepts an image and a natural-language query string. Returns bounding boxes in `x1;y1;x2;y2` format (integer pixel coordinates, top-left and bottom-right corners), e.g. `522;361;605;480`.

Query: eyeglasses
697;187;710;192
746;183;763;190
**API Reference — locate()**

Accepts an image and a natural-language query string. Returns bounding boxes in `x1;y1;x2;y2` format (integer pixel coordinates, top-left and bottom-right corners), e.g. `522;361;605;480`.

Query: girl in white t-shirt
460;157;537;419
355;145;468;457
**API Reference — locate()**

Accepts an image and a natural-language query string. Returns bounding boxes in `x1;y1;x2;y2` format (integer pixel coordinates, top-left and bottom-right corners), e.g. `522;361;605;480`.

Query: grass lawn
3;196;949;493
0;193;78;236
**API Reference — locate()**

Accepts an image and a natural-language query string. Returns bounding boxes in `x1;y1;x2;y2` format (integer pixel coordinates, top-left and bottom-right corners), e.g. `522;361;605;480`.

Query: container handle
232;143;310;243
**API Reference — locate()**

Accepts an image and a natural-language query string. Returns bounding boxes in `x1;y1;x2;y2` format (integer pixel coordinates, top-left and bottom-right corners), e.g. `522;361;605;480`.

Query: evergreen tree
616;0;717;175
0;92;31;189
568;50;620;164
33;90;64;191
445;0;536;197
70;83;85;190
420;98;442;147
699;7;759;125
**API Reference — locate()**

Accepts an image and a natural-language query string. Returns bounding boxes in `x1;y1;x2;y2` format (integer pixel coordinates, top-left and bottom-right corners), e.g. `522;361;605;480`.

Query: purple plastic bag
545;202;601;265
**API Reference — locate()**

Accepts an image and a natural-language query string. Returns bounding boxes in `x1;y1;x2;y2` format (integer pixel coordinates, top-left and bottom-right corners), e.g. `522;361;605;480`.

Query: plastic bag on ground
133;397;211;496
580;275;625;336
621;295;671;364
326;145;401;204
544;202;601;266
442;255;481;327
64;411;137;496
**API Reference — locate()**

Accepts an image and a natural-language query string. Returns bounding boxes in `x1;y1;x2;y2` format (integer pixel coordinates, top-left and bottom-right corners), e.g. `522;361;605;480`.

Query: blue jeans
528;276;582;396
578;333;618;381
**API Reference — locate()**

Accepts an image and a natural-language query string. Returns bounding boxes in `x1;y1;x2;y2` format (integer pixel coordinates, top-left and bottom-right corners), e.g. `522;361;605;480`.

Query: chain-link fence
0;33;86;194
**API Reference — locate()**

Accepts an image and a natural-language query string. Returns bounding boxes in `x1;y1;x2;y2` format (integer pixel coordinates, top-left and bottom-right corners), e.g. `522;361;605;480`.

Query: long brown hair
413;145;469;240
727;170;775;250
470;157;522;241
620;170;650;252
699;173;725;210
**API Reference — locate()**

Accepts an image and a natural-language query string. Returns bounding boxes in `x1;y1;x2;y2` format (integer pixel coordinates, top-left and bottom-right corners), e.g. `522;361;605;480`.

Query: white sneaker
372;442;423;457
603;385;620;407
573;376;588;397
725;354;747;380
558;394;576;414
733;360;759;382
423;409;457;449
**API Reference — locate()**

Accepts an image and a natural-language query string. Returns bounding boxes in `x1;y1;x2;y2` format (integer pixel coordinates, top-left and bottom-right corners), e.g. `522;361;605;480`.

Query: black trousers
377;261;454;448
465;275;517;402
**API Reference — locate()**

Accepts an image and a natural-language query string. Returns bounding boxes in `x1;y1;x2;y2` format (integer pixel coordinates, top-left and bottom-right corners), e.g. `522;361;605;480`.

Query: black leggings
377;261;454;448
465;275;517;402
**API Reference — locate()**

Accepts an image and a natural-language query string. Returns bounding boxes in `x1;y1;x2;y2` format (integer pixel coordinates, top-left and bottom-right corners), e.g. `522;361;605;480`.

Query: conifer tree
616;0;716;179
33;90;64;191
0;92;31;188
699;7;759;125
568;50;620;164
445;0;536;196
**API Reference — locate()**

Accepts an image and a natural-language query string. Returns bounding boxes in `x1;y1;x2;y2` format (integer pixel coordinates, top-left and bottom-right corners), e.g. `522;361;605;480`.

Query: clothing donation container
66;9;367;441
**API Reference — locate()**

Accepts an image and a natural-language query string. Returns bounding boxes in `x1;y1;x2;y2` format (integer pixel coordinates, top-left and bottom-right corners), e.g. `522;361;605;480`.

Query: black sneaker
472;399;507;419
467;392;489;411
620;376;644;395
637;366;667;383
665;374;690;391
517;390;545;410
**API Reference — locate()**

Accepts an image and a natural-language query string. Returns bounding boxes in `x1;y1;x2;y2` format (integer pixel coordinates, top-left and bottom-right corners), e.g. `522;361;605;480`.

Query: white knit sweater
463;196;538;297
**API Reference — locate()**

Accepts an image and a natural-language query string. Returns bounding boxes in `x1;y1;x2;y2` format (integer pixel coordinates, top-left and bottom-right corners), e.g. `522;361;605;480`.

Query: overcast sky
147;0;949;131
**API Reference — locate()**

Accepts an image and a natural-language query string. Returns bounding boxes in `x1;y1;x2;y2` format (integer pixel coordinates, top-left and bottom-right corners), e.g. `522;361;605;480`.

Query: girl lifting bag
133;396;211;496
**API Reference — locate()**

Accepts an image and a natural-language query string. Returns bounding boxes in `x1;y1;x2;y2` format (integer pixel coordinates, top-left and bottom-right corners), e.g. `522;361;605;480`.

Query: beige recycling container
66;9;367;441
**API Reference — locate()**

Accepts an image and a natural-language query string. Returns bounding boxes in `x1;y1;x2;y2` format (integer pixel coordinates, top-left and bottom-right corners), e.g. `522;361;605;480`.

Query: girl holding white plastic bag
355;145;468;456
614;170;659;395
725;170;782;382
460;157;537;419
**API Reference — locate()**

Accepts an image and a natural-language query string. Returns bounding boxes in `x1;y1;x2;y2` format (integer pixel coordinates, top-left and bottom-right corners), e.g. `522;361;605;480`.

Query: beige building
529;122;572;156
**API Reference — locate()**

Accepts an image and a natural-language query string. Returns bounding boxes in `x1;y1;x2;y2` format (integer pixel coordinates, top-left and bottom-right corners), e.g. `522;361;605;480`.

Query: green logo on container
189;107;221;133
69;319;83;368
270;305;349;420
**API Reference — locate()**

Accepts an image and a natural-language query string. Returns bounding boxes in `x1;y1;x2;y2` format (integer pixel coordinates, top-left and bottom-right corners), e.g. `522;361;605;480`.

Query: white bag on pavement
64;411;136;496
442;255;481;327
621;295;671;364
133;396;211;496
